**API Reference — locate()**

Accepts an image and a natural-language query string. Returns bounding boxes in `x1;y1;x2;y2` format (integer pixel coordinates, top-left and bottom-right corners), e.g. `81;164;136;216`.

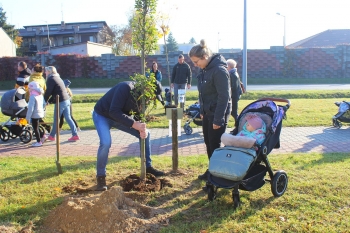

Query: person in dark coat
171;54;192;107
227;59;242;123
15;61;31;90
44;66;79;142
189;39;231;182
93;81;165;191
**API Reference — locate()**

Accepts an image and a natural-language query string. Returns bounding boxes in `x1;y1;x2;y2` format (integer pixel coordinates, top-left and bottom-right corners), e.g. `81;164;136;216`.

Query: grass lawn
1;89;347;130
0;153;349;232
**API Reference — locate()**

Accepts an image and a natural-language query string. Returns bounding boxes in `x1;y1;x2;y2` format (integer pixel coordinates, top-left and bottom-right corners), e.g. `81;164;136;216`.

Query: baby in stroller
206;98;291;208
221;114;266;149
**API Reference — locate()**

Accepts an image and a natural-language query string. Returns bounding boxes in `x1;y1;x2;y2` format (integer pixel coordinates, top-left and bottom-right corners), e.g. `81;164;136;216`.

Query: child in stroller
183;102;202;135
206;98;291;208
0;87;48;143
332;101;350;128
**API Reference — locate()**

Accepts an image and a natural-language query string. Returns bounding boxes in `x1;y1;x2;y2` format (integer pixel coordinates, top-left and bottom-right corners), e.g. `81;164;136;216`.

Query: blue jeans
50;99;77;137
92;111;152;177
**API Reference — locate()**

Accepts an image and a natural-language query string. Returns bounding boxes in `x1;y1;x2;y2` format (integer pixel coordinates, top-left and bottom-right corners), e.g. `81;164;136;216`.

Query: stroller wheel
9;131;18;139
184;125;193;135
207;184;217;201
271;170;288;197
332;119;342;129
19;130;32;144
0;128;10;142
33;126;46;139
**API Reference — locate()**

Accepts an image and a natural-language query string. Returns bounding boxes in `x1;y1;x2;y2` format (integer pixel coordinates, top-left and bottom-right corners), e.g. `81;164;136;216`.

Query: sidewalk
1;126;350;158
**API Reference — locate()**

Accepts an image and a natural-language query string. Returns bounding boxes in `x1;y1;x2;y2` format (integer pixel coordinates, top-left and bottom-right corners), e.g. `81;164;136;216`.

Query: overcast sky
1;0;349;51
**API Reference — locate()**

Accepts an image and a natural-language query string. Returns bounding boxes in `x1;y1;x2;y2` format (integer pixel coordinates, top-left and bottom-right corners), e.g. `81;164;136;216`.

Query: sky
1;0;350;51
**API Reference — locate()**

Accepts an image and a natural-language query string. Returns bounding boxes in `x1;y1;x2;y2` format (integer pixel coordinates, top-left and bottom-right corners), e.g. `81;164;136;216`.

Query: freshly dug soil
39;186;168;233
120;173;172;192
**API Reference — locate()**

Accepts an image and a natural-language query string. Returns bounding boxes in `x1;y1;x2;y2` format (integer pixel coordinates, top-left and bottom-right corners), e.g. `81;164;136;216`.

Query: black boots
198;169;209;181
146;166;165;177
96;176;107;191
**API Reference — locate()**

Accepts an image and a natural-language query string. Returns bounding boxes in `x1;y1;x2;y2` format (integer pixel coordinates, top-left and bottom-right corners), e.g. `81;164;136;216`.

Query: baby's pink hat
246;114;263;129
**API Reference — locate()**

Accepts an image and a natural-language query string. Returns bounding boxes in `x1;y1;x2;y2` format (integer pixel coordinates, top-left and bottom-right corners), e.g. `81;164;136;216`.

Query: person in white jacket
26;81;45;147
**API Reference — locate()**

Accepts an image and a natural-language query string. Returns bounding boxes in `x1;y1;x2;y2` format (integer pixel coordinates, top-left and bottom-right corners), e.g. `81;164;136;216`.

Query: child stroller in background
332;101;350;128
206;98;291;208
164;88;174;106
183;102;202;135
0;87;36;143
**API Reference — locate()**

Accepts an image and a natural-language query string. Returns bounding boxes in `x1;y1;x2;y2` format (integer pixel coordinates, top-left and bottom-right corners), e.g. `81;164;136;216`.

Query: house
18;21;112;56
287;29;350;48
0;27;16;57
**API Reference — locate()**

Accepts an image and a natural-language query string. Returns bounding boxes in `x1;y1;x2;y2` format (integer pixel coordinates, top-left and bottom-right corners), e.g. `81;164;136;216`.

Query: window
63;36;74;45
90;25;98;28
42;37;54;46
50;27;58;30
81;35;95;42
23;37;35;47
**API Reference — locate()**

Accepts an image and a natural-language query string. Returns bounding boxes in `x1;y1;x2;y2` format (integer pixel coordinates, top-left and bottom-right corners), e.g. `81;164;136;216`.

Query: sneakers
146;166;165;177
96;176;107;191
47;135;55;141
198;169;209;181
41;134;48;143
32;142;42;147
68;135;80;141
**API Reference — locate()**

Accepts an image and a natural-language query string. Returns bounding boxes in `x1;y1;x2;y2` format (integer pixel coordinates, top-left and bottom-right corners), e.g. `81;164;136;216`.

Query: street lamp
276;12;286;47
41;20;50;53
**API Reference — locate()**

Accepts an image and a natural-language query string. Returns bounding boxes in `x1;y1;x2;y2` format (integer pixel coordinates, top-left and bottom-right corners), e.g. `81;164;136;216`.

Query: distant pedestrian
44;66;80;142
25;63;46;101
59;79;80;131
171;54;192;107
227;59;243;122
26;81;45;147
150;61;162;82
15;61;31;90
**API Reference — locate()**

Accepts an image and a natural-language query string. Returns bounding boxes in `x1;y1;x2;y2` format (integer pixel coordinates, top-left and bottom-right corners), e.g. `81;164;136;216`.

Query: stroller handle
258;97;291;110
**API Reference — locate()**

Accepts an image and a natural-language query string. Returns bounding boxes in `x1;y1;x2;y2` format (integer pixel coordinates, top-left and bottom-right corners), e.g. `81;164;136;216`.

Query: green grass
2;77;350;90
0;153;349;232
1;90;347;130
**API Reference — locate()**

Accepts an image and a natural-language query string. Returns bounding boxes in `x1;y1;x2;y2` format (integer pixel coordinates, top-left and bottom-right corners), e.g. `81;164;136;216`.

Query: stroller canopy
1;88;27;117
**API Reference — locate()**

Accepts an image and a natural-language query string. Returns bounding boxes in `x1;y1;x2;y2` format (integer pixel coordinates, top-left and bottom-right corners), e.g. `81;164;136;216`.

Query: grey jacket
197;54;231;126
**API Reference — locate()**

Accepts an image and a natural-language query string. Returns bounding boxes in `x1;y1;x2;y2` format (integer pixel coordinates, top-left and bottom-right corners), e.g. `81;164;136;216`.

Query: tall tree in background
189;37;196;44
131;0;159;180
132;0;159;75
0;6;21;47
110;15;133;55
162;32;178;54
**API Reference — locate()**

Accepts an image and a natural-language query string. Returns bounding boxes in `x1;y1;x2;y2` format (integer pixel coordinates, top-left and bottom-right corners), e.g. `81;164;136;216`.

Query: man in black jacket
93;81;165;191
171;54;192;107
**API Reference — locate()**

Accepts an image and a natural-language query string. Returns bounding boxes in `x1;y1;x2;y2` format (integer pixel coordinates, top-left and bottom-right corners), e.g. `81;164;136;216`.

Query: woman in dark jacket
189;39;231;181
43;66;80;142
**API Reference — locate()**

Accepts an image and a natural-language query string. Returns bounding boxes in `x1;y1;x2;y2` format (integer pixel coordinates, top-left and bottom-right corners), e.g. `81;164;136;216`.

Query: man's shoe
146;166;165;177
96;176;107;191
198;169;209;181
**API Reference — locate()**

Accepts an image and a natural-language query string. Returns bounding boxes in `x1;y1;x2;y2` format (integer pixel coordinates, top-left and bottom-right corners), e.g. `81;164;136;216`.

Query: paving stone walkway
1;126;350;158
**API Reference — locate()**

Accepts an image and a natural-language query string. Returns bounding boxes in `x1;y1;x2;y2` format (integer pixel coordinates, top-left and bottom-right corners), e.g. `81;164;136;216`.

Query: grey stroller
0;87;43;143
332;101;350;128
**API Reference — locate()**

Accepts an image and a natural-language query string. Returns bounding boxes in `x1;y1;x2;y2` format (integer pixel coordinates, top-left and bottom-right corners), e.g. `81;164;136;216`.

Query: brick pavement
1;126;350;157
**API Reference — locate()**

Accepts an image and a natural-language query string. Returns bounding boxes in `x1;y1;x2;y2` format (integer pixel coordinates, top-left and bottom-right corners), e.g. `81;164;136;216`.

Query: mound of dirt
39;186;168;233
120;173;172;192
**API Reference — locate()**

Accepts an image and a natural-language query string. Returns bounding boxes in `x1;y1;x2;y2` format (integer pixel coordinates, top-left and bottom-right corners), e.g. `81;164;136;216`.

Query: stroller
206;98;291;208
332;101;350;128
0;87;45;143
183;102;202;135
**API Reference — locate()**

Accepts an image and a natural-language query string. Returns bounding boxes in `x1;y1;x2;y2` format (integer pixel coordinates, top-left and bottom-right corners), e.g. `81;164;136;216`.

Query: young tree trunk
163;35;173;105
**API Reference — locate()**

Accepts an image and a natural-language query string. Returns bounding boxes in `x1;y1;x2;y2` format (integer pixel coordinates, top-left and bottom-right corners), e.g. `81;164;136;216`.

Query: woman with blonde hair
188;39;231;182
43;66;80;142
